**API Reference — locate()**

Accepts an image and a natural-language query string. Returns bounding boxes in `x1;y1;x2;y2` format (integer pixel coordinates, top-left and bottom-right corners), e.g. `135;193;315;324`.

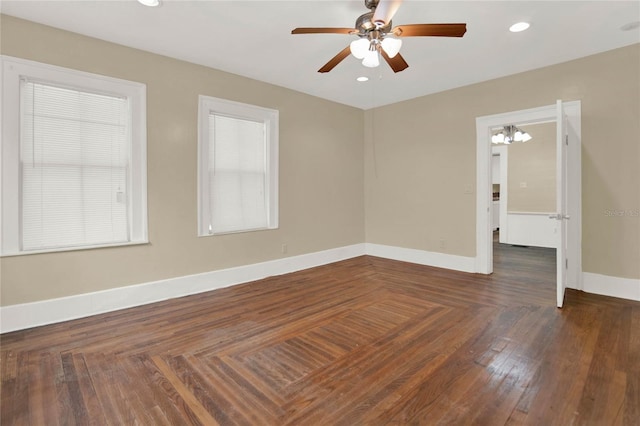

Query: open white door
477;101;581;301
553;100;568;307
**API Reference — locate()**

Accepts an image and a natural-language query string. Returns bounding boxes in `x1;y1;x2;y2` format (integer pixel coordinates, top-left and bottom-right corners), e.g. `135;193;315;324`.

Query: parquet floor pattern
2;242;639;425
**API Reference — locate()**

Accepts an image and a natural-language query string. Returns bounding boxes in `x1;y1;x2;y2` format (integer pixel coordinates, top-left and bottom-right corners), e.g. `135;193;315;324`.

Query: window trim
1;55;148;256
197;95;279;236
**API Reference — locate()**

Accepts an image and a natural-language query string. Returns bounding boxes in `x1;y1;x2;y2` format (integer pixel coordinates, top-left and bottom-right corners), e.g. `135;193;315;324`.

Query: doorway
493;122;557;247
475;101;582;307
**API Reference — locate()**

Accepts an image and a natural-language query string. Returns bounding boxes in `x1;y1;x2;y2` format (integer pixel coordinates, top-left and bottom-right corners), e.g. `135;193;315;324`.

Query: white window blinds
208;114;267;234
197;95;278;237
19;80;131;251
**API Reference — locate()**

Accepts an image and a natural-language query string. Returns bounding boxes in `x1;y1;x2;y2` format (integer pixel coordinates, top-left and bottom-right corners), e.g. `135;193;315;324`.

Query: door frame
474;102;582;293
491;145;508;243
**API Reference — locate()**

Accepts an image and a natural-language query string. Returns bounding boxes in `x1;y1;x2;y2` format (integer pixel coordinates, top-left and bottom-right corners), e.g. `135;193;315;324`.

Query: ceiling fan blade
292;27;355;35
380;49;409;73
394;23;467;37
372;0;403;27
318;45;352;73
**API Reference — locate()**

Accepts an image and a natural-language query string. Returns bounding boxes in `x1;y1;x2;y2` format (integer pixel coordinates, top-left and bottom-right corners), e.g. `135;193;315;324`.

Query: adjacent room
1;1;639;424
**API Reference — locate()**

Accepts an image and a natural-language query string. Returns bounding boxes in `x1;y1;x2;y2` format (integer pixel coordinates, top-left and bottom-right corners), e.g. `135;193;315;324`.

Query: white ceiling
2;1;639;109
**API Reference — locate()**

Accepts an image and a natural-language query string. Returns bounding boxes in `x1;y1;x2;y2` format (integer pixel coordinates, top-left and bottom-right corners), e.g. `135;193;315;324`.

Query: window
198;95;278;236
1;56;147;255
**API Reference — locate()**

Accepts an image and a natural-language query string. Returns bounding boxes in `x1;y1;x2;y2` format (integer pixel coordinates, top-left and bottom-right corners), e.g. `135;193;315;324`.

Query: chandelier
491;125;532;144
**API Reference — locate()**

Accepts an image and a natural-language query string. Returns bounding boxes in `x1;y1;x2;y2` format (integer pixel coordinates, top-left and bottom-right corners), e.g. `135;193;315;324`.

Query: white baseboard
0;244;366;333
0;243;475;333
582;272;640;302
3;243;635;333
365;243;477;273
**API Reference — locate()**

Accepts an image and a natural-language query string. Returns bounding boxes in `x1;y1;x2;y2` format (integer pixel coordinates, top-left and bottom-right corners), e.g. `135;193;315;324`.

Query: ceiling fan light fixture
521;132;532;142
362;49;380;68
291;1;467;74
350;38;369;59
381;37;402;58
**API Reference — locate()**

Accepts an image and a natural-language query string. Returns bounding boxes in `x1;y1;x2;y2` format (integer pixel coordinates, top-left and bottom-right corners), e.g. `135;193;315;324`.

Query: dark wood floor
2;241;639;425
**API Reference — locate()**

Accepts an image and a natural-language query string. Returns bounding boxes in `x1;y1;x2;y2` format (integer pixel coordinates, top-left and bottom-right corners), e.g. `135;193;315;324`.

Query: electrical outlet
439;239;446;249
464;185;473;194
520;181;528;188
281;243;288;254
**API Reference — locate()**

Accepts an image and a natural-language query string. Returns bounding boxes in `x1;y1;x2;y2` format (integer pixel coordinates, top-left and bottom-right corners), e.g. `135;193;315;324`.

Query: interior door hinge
565;134;569;145
565;258;568;269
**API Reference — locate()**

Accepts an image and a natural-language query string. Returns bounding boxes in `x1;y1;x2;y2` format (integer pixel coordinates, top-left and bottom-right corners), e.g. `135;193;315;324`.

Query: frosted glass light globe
362;50;380;68
350;38;369;59
381;37;402;58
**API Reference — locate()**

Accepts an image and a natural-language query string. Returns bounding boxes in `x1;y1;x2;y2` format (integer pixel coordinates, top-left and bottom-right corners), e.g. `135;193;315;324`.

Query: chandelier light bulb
381;37;402;58
350;38;370;59
492;125;532;144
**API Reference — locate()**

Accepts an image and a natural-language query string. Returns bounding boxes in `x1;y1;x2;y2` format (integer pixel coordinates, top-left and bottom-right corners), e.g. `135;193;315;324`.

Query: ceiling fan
291;0;467;73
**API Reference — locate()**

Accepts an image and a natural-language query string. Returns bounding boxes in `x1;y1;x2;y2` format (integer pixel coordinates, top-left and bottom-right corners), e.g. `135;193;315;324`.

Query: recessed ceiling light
509;22;530;33
356;76;369;82
138;0;160;6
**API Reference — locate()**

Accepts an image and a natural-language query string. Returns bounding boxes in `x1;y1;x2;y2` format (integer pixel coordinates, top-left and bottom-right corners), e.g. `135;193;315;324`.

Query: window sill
1;240;150;258
198;225;278;237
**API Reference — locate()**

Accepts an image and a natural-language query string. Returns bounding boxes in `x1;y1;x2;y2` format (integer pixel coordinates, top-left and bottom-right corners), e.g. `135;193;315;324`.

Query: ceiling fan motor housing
356;12;392;35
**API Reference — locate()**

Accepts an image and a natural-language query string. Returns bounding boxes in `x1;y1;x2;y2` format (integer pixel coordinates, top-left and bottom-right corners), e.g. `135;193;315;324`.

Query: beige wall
1;16;639;309
366;43;640;279
364;102;477;255
507;122;556;213
0;16;365;306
